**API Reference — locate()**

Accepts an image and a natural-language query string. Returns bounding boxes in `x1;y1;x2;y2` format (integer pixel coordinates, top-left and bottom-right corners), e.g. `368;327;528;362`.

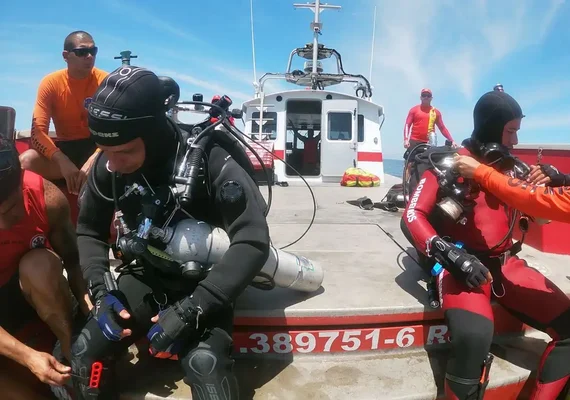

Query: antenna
293;1;341;76
368;5;377;85
250;0;258;84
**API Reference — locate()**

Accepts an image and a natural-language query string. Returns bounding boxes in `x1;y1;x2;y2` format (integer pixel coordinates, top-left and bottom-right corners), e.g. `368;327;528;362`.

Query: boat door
321;99;358;178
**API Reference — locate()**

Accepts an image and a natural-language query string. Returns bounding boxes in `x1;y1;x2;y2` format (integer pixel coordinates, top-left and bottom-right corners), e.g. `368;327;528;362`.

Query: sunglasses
421;93;432;98
69;46;98;57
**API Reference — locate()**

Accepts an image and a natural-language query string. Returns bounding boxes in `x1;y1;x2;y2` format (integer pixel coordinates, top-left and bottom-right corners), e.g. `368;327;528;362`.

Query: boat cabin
242;89;385;184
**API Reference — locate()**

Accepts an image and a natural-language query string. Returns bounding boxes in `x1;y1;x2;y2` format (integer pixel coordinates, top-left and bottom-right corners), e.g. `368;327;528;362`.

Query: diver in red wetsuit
403;88;456;150
403;91;570;400
0;138;92;398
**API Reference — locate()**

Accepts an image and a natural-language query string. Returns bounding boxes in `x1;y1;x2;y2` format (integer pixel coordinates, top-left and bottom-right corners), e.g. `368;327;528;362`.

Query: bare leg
19;149;63;180
0;357;54;400
19;249;74;361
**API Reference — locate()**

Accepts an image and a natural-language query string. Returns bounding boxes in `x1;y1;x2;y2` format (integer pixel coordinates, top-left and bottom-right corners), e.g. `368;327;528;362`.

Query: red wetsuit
403;148;570;400
0;170;51;287
404;105;453;143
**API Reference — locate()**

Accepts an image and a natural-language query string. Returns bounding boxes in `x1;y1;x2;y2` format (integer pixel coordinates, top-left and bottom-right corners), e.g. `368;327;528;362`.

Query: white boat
239;1;385;185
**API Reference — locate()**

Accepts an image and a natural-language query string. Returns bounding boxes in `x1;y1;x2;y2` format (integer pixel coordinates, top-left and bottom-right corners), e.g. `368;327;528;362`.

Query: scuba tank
151;218;324;292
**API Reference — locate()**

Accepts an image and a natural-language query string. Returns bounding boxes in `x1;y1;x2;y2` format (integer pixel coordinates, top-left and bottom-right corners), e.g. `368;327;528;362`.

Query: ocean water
383;159;405;178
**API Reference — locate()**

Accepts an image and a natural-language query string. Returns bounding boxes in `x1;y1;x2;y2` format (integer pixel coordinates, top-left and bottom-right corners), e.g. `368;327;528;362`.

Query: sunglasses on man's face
69;46;98;57
421;93;432;98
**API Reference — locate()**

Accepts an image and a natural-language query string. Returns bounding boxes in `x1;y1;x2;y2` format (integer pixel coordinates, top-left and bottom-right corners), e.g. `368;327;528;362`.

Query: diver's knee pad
445;354;494;400
539;336;570;383
69;331;118;400
181;328;239;400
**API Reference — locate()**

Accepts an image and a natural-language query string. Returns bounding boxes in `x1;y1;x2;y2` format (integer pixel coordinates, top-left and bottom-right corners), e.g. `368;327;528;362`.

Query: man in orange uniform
404;88;456;149
19;31;108;195
454;155;570;223
0;138;93;398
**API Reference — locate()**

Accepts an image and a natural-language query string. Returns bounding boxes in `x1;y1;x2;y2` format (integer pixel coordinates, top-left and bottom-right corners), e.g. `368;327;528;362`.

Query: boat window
328;112;352;141
251;111;278;140
358;114;364;142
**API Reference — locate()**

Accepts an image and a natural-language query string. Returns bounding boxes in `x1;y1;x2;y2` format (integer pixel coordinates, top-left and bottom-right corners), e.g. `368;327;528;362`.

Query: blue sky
1;0;569;159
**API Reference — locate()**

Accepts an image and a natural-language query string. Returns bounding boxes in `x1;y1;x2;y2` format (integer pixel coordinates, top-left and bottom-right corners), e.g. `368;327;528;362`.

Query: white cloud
538;0;566;40
147;66;252;102
100;0;202;43
340;0;566;157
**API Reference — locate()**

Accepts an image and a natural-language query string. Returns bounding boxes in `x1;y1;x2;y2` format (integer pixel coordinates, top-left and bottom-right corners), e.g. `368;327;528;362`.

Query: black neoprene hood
471;91;524;144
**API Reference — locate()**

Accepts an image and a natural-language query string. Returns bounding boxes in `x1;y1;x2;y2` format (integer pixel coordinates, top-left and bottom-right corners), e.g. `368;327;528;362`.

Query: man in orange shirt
404;88;456;149
20;31;108;195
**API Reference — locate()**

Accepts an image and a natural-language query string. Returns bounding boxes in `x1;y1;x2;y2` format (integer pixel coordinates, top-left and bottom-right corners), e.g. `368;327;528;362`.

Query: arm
403;170;441;255
435;110;453;142
191;145;271;316
404;108;414;142
30;77;59;160
44;179;93;315
473;164;570;223
75;154;116;301
0;326;36;365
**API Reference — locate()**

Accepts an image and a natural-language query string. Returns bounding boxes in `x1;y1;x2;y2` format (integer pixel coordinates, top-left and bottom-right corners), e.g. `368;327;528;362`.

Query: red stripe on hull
357;151;383;162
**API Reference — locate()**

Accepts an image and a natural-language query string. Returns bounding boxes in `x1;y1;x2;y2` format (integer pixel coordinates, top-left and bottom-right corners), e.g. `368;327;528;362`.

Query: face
63;36;97;75
0;186;25;230
421;92;432;105
98;138;146;174
502;118;521;148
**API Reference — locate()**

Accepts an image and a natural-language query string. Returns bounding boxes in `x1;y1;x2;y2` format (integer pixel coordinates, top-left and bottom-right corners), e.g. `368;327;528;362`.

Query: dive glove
93;291;129;341
541;164;569;187
429;236;492;288
147;296;201;357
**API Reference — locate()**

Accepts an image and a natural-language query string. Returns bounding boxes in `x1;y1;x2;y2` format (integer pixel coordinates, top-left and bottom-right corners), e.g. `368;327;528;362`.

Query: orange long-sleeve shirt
30;67;108;159
474;164;570;223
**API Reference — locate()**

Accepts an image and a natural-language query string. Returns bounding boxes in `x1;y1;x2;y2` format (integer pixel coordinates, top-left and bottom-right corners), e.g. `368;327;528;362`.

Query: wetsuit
404;105;453;148
31;68;107;167
0;171;51;335
403;91;570;400
70;66;270;399
473;164;570;223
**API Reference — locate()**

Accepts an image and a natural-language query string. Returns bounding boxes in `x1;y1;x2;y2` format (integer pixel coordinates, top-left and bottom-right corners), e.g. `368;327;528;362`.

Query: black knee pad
69;328;118;400
541;336;570;383
181;327;239;400
445;309;494;399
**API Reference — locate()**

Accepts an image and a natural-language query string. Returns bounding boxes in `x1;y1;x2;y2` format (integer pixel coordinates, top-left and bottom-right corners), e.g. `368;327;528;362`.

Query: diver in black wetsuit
65;66;270;399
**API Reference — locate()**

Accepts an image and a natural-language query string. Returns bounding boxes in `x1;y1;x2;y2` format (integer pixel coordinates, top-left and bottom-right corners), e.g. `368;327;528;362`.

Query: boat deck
234;179;570;322
115;175;570;399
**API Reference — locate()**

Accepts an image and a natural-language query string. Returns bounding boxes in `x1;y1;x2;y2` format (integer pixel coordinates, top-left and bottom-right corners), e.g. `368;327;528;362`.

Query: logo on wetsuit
89;128;119;138
406;178;426;223
84;97;92;109
29;234;46;249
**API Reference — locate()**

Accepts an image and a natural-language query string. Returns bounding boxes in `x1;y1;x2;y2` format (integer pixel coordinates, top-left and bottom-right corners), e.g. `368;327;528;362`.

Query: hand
453;155;481;179
404;140;410;149
459;255;493;289
54;152;81;195
451;141;460;148
93;292;132;341
531;164;568;187
430;237;492;289
77;152;98;194
527;165;550;185
26;350;71;386
147;298;199;357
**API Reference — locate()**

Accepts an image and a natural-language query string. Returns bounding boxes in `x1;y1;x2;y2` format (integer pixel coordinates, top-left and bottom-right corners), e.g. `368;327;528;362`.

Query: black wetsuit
71;125;270;398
